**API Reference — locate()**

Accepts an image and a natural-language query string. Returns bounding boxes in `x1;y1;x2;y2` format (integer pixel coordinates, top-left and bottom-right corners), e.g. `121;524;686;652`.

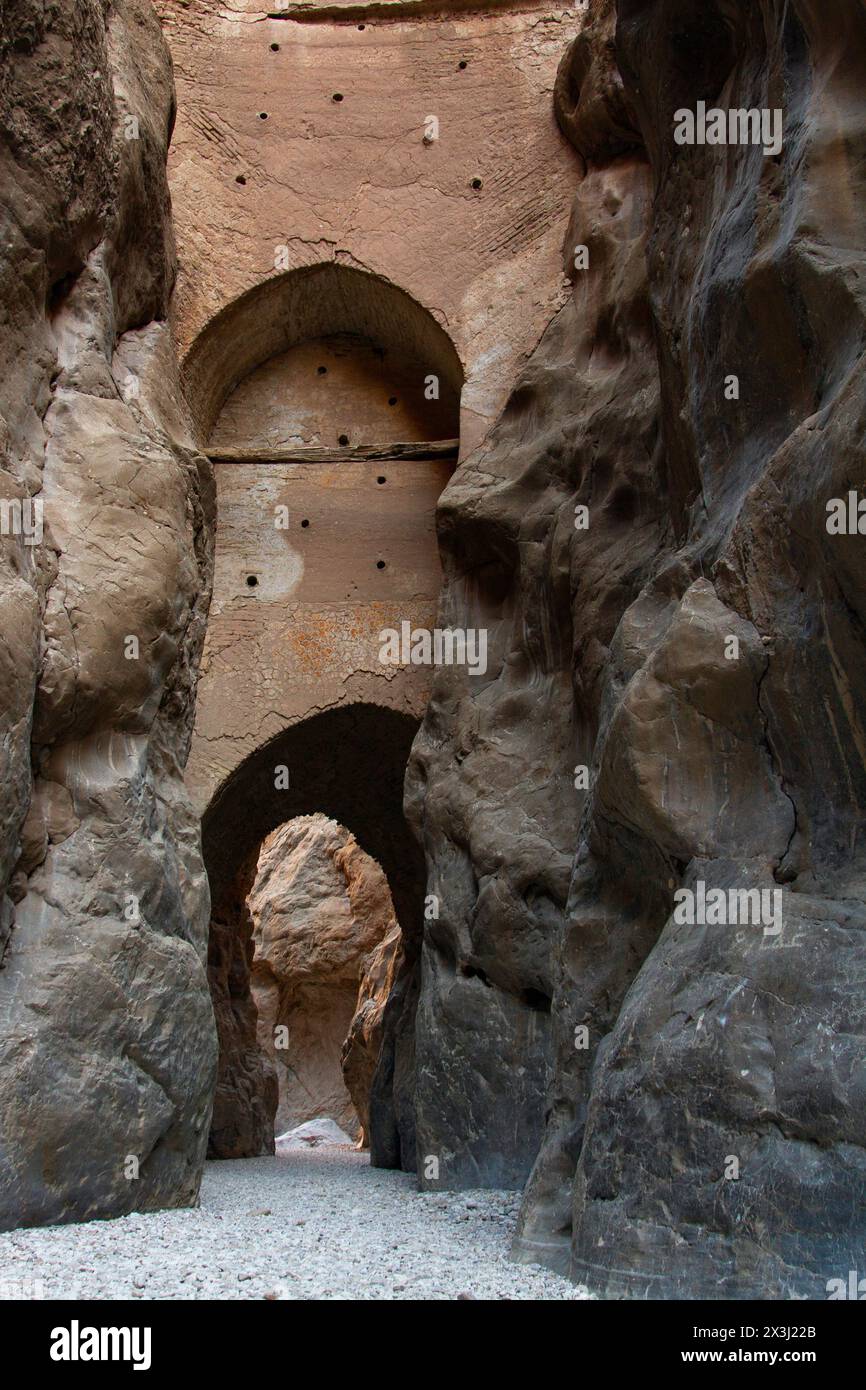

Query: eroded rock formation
342;920;403;1148
248;815;400;1143
390;0;866;1299
0;0;216;1227
207;847;277;1160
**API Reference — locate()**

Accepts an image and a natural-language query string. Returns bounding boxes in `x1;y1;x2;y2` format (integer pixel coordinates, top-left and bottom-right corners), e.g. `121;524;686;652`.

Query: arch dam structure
154;0;581;1161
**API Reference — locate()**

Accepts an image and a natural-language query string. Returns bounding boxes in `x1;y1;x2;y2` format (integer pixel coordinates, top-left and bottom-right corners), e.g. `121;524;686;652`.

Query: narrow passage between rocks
0;1142;589;1301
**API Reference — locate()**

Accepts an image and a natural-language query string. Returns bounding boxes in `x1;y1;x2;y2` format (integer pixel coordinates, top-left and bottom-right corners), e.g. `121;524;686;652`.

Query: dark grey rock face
565;0;866;1300
0;0;217;1229
396;0;866;1298
403;144;663;1199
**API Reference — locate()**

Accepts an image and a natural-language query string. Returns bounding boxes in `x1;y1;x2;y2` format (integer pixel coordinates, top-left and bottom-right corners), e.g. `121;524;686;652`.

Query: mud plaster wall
155;0;590;1168
154;0;584;458
160;0;586;819
186;455;452;812
210;333;459;450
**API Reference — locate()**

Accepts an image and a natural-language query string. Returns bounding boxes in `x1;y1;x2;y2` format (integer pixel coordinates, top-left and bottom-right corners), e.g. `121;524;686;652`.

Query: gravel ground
0;1145;590;1300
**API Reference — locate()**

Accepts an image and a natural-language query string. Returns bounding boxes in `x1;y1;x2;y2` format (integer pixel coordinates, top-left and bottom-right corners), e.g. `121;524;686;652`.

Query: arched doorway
202;704;424;1165
184;264;463;1170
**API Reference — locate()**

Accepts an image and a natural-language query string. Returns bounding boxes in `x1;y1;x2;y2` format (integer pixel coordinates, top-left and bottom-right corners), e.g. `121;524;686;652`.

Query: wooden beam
207;439;460;464
268;1;548;23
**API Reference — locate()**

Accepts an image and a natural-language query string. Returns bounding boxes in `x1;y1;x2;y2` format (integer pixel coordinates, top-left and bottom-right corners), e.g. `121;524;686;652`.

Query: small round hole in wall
458;60;468;69
332;93;344;103
357;23;366;29
246;575;259;588
388;396;398;406
301;519;310;528
376;560;386;570
338;434;349;446
235;174;246;184
317;365;327;375
259;112;268;120
471;177;482;190
270;43;280;51
377;476;386;484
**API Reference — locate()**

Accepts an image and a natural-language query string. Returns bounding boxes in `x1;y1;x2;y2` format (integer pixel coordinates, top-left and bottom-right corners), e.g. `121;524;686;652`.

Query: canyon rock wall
342;920;403;1149
207;846;278;1160
0;0;216;1228
403;0;866;1298
249;815;399;1143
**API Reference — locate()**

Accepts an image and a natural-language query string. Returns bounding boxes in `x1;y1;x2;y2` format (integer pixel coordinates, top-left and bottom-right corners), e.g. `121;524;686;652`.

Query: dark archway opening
202;704;423;1167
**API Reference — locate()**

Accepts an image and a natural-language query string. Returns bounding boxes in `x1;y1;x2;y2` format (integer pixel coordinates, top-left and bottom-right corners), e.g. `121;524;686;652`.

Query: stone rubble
0;1147;590;1302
